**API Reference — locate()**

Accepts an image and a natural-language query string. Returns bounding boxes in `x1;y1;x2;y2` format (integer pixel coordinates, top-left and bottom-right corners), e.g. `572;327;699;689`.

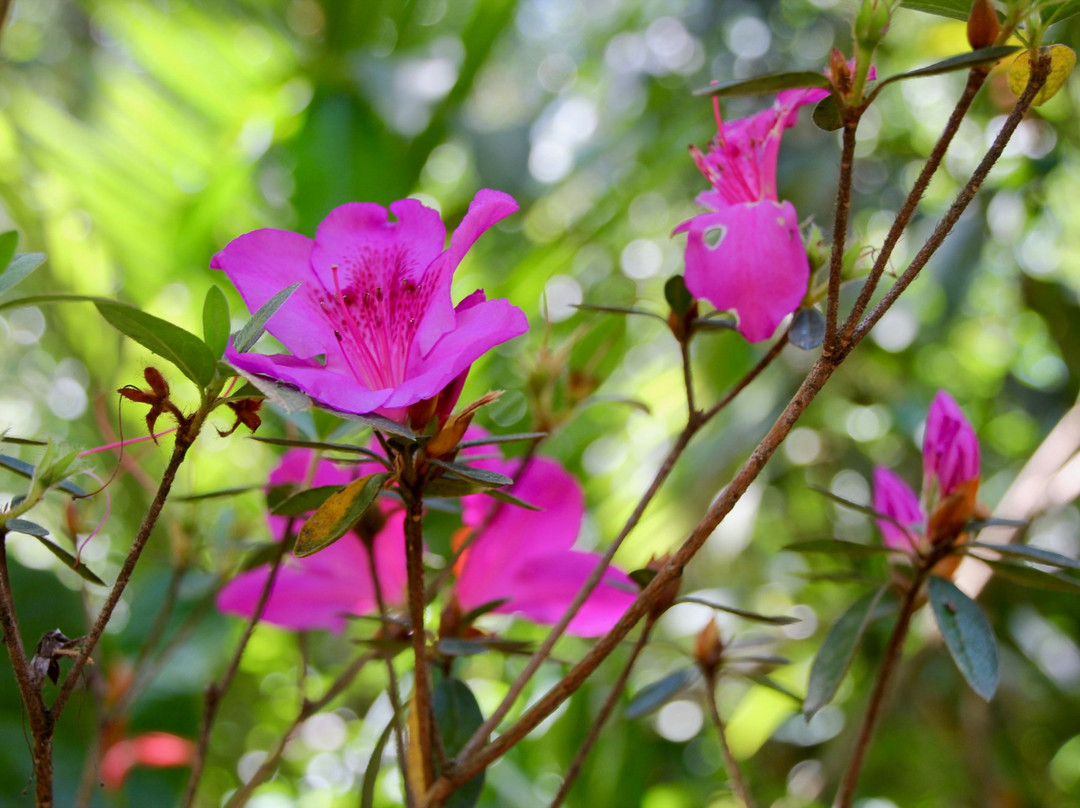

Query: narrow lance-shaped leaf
202;285;231;358
899;0;971;20
805;586;887;717
0;251;47;296
359;717;396;808
0;232;17;271
429;458;513;489
95;302;217;387
232;282;301;353
29;534;106;586
976;558;1080;594
271;485;345;517
432;676;486;808
626;667;698;719
695;70;832;98
784;538;894;557
294;472;391;557
965;541;1080;572
871;47;1021;97
676;596;800;625
927;575;999;701
0;454;88;497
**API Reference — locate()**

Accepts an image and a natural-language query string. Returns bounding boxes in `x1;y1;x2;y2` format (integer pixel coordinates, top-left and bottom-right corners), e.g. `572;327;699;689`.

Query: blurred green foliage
0;0;1079;806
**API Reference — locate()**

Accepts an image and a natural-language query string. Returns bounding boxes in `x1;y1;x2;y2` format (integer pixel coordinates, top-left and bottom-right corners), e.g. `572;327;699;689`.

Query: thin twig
451;330;791;775
832;573;924;808
222;652;376;808
704;671;754;808
839;68;988;343
180;532;293;808
402;488;436;792
824;122;858;354
368;539;414;808
548;620;654;808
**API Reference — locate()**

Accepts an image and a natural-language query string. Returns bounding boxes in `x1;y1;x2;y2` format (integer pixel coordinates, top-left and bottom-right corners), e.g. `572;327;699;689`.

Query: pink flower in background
101;732;195;791
675;91;818;343
216;449;407;632
454;455;635;637
213;190;528;423
217;446;633;638
872;391;981;552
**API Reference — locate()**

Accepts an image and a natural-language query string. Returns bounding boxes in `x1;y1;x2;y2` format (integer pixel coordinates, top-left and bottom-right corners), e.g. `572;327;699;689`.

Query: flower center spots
316;246;433;390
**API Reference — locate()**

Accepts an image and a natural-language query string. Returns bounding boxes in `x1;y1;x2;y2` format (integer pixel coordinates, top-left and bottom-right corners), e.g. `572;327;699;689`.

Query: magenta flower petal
872;466;925;551
215;190;526;421
679;200;810;342
497;554;635;637
923;391;980;497
383;295;528;409
455;456;633;637
216;451;407;632
209;229;329;360
415;189;519;356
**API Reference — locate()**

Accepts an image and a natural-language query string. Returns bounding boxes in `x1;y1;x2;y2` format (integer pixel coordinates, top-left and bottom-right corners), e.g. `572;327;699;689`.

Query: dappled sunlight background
1;0;1079;806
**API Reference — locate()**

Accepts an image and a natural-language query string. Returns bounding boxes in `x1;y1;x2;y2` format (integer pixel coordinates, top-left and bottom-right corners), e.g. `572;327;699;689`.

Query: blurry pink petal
922;391;980;497
689;106;785;206
217;451;406;633
678;201;809;342
456;456;633;636
873;467;925;551
216;190;527;422
101;732;195;790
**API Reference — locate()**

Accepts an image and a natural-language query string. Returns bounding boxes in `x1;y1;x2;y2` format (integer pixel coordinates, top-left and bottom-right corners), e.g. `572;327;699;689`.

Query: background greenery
0;0;1079;806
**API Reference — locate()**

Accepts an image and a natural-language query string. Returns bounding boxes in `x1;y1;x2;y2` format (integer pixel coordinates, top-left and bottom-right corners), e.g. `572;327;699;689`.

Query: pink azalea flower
215;449;407;633
872;391;981;552
455;455;635;637
213;190;529;424
675;92;818;342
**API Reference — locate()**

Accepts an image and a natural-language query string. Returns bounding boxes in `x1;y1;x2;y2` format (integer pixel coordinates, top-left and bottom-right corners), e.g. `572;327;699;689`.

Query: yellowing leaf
294;472;390;557
1008;45;1076;105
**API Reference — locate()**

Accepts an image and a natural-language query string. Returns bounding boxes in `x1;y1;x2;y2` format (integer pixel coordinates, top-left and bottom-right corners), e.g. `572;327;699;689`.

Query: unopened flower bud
694;619;724;676
967;0;1000;50
854;0;891;49
829;48;853;98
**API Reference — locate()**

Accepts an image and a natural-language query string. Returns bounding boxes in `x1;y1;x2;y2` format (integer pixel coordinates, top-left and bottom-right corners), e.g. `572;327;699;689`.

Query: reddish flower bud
694;620;724;676
967;0;1000;50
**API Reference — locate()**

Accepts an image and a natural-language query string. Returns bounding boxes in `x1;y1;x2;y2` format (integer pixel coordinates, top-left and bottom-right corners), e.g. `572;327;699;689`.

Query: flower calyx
217;398;263;438
118;367;188;442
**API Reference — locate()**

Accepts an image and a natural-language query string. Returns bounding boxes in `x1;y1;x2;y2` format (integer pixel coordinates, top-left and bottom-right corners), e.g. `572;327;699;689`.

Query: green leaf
359;717;396;808
436;638;490;657
425;477;492;498
332;409;417;440
5;518;48;537
456;431;548;449
460;597;512;624
742;673;802;702
626;667;698;719
202;285;231;358
805;586;887;717
629;568;658;589
874;47;1021;92
675;596;800;625
251;435;389;465
294;472;390;557
1046;0;1080;24
899;0;969;20
95;302;217;387
965;541;1080;572
232;282;301;353
30;535;106;586
271;485;344;517
176;485;263;502
978;558;1080;593
230;368;311;414
429;458;513;489
0;454;87;497
790;307;826;350
664;275;694;316
0;232;18;271
784;538;893;557
574;302;667;322
812;94;843;131
695;71;832;98
433;676;486;808
481;488;542;511
927;575;999;701
0;253;47;297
